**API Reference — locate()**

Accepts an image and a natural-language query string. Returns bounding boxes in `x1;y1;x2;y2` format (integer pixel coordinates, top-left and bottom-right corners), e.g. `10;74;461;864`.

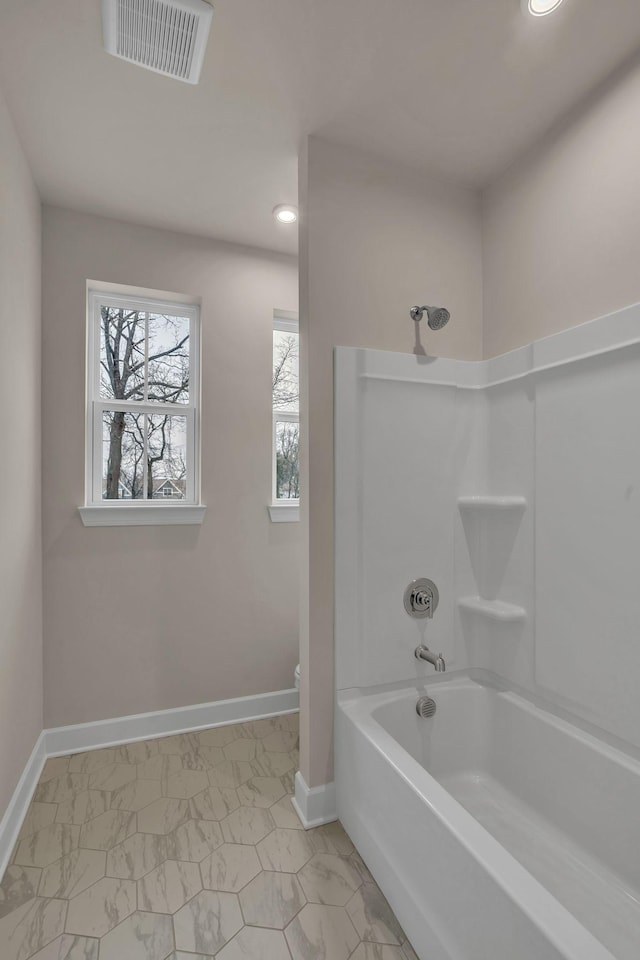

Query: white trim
291;771;337;829
44;687;299;757
85;288;201;513
273;309;299;334
79;504;206;526
0;733;46;880
0;689;299;874
268;502;300;523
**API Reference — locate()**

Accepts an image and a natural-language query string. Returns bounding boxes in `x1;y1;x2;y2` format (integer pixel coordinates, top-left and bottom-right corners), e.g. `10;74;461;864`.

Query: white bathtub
335;674;640;960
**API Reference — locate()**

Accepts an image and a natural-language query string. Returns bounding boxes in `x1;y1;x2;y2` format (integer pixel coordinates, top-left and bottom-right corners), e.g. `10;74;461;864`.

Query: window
270;312;299;521
81;289;204;526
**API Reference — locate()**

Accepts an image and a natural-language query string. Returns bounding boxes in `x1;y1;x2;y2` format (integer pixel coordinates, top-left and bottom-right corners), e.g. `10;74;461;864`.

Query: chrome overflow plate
416;696;436;718
404;578;439;619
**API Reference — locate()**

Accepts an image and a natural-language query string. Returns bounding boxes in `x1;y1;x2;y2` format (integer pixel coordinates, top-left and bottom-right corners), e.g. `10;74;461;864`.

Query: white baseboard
44;687;299;757
0;687;299;878
0;733;47;880
292;771;337;829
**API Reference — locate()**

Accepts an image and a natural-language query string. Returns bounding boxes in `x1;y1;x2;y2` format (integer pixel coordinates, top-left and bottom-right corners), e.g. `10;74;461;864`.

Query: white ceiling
1;0;640;256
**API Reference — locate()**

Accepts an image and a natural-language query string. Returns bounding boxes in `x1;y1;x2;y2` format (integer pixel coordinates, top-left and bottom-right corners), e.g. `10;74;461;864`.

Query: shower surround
334;303;640;960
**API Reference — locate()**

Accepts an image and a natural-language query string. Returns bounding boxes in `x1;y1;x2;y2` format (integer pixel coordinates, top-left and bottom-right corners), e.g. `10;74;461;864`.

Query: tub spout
415;646;446;672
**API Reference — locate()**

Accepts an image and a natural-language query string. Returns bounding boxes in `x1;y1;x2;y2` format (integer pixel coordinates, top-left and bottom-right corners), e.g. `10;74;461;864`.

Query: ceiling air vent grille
102;0;213;84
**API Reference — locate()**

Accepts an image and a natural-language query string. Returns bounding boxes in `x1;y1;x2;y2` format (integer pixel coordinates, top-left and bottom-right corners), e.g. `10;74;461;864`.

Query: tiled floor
0;713;418;960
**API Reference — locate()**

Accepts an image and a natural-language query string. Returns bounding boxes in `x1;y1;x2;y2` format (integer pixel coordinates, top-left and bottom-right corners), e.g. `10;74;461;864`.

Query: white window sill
79;504;207;527
268;502;300;523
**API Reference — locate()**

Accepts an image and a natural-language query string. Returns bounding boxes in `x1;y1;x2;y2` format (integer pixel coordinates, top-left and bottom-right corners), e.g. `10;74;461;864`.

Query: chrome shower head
410;305;451;330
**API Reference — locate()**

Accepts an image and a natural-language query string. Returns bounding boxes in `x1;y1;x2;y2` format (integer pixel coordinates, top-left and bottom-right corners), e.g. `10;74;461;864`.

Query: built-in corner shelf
457;496;527;511
457;596;526;622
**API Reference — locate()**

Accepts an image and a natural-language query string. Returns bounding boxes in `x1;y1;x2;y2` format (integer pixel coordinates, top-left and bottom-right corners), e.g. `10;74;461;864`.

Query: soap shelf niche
457;596;526;622
457;495;527;511
457;495;527;623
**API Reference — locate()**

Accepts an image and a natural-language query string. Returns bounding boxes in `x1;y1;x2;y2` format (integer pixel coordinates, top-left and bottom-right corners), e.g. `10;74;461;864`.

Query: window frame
81;288;204;526
271;313;300;520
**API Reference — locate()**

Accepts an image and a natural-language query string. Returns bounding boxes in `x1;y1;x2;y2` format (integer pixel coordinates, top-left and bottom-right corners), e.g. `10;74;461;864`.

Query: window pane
99;307;190;404
102;410;146;499
100;307;146;401
273;329;299;413
102;411;188;500
275;420;299;499
148;414;187;499
148;313;190;404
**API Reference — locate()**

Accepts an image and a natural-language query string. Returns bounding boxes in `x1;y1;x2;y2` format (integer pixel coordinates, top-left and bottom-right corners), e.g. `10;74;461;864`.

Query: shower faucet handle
404;579;439;619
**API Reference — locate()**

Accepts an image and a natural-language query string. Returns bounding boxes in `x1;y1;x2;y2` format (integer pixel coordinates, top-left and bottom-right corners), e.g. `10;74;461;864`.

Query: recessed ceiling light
273;204;298;224
524;0;565;15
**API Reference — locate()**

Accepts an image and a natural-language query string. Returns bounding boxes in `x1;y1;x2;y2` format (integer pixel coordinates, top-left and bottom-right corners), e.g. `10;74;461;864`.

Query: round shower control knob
404;578;439;619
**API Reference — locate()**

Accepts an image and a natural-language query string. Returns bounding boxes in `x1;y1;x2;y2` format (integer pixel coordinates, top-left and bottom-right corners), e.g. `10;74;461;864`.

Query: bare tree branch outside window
100;308;190;499
272;333;299;410
272;326;299;500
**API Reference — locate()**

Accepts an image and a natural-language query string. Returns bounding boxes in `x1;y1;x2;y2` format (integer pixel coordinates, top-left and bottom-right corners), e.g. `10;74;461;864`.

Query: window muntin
87;291;199;507
272;316;299;502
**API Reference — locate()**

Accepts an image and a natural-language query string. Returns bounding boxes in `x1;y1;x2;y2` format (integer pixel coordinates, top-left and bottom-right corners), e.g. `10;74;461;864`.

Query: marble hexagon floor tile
298;852;362;906
109;778;161;812
250;751;295;779
306;821;355;856
284;902;360;960
189;785;239;821
34;774;89;805
164;769;210;799
0;865;41;918
261;730;299;753
78;809;136;851
221;806;275;845
200;842;262;892
137;797;189;835
269;795;305;830
55;790;110;827
239;870;305;928
99;910;173;960
350;944;407;960
114;738;159;765
17;802;57;841
237;776;286;809
136;753;182;783
38;849;106;899
65;876;136;937
346;883;405;945
137;859;202;913
256;828;315;873
173;889;243;954
156;733;201;756
223;738;257;762
87;762;136;793
0;896;67;960
28;934;99;960
105;832;168;880
1;710;410;960
208;760;254;789
198;722;249;748
68;748;117;775
29;933;100;960
166;818;224;862
216;925;292;959
39;758;70;783
14;823;80;868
